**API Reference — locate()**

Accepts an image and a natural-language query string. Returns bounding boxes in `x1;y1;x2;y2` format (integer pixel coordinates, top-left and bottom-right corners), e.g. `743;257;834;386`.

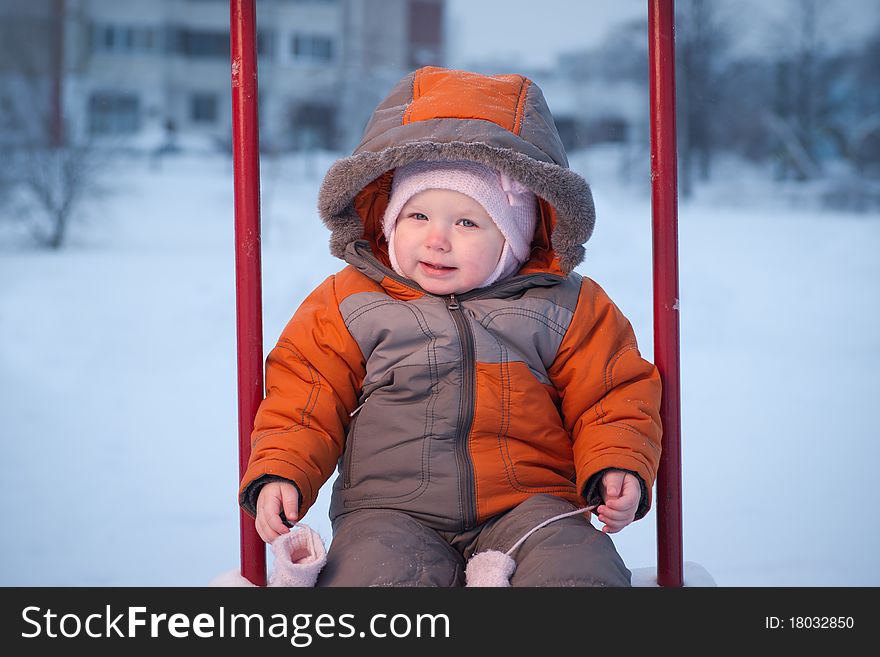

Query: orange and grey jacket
239;67;662;532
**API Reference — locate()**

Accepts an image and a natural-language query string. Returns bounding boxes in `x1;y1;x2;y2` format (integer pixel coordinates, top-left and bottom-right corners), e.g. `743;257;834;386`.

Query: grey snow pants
315;494;631;587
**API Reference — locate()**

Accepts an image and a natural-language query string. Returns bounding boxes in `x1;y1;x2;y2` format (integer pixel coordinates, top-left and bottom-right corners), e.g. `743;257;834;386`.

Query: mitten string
505;505;597;557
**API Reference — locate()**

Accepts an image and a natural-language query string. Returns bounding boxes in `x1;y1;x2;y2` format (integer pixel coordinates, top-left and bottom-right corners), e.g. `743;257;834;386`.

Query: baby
240;66;662;586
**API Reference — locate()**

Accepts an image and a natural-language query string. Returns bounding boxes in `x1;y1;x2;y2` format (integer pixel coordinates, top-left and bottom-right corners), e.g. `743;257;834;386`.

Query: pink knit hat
382;160;538;288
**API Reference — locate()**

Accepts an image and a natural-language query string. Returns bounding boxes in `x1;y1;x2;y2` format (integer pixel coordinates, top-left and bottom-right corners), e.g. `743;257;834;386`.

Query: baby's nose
425;227;451;250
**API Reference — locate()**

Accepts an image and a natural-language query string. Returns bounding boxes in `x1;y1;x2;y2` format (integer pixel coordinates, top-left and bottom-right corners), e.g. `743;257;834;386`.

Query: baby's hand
596;470;641;534
255;481;300;544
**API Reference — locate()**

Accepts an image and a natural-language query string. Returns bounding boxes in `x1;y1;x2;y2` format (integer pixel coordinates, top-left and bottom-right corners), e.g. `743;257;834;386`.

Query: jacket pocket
341;399;366;489
494;373;578;493
339;392;434;503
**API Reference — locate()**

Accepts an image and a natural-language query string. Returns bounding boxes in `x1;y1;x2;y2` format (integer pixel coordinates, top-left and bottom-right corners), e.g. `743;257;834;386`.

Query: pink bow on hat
497;171;532;207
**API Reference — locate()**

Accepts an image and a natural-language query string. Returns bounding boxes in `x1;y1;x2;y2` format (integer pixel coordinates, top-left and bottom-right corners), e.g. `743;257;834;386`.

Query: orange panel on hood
403;67;531;136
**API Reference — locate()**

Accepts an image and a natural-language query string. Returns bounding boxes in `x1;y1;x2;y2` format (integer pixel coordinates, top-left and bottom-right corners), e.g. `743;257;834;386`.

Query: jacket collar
344;240;565;302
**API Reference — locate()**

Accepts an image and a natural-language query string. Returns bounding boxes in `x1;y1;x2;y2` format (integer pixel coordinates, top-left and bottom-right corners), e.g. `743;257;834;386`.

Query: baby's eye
410;212;428;221
457;218;477;228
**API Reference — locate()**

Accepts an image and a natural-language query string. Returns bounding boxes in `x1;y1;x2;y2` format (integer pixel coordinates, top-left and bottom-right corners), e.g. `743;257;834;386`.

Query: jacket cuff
582;468;650;520
239;474;303;521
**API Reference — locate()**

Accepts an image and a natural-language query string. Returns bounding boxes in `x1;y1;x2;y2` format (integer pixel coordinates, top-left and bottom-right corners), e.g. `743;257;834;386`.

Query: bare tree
0;0;103;249
763;0;859;181
7;136;104;249
675;0;732;196
839;29;880;177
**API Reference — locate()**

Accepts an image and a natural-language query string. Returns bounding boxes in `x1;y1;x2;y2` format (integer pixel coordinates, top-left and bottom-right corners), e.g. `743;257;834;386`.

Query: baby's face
393;188;505;295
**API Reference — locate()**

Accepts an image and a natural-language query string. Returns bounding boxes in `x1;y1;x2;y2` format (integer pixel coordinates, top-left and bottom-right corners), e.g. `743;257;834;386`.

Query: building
0;0;446;152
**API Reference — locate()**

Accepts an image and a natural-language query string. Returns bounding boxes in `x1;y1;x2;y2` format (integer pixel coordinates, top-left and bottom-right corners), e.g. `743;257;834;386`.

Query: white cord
505;505;597;556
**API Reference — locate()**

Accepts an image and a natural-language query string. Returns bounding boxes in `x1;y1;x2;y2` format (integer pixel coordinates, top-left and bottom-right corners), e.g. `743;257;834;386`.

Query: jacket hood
317;66;595;276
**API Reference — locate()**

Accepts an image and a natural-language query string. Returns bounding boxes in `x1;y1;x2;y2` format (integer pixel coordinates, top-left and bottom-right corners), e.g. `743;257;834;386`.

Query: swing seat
210;562;718;587
631;562;716;587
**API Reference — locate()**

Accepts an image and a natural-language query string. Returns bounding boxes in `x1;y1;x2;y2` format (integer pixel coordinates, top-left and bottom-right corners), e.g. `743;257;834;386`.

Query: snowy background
1;0;878;587
1;145;878;587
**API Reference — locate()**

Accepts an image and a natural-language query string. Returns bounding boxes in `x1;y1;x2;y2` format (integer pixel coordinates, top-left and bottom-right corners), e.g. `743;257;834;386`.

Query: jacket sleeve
547;277;662;520
238;274;366;520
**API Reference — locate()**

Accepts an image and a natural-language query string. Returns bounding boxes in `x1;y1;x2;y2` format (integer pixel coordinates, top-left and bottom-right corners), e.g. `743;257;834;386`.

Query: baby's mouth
421;262;456;271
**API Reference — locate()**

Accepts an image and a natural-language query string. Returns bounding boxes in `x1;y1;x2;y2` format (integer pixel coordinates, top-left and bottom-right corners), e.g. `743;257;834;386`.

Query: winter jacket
239;66;662;532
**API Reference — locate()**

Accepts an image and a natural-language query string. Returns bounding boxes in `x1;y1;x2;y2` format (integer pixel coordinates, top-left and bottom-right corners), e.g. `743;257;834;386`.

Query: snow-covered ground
1;150;877;586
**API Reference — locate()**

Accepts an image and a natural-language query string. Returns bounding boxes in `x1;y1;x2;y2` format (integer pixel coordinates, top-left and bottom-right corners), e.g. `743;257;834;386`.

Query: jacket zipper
348;244;566;518
447;292;477;530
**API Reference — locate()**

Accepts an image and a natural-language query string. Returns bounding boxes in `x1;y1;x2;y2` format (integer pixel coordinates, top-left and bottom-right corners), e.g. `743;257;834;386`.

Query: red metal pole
230;0;266;586
648;0;684;587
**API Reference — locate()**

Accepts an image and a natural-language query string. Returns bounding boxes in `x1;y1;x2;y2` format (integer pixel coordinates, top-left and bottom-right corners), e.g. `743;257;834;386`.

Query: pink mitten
268;524;327;587
465;550;515;587
464;505;595;587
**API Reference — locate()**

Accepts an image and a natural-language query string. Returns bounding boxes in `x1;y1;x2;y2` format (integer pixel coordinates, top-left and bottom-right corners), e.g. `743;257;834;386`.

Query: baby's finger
602;470;626;499
599;516;627;534
265;511;290;537
600;519;624;534
597;504;631;522
255;519;279;545
602;495;638;513
281;491;300;524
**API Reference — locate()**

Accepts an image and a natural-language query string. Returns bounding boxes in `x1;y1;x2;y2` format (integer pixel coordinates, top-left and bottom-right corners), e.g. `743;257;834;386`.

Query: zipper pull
349;397;368;416
447;293;459;310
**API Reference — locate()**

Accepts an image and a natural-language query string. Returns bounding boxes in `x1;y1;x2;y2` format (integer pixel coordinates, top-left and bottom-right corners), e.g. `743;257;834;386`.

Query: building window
290;102;336;150
257;30;275;59
89;24;158;54
291;34;333;62
177;29;229;58
0;95;15;131
88;93;140;135
191;94;218;124
167;28;271;59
